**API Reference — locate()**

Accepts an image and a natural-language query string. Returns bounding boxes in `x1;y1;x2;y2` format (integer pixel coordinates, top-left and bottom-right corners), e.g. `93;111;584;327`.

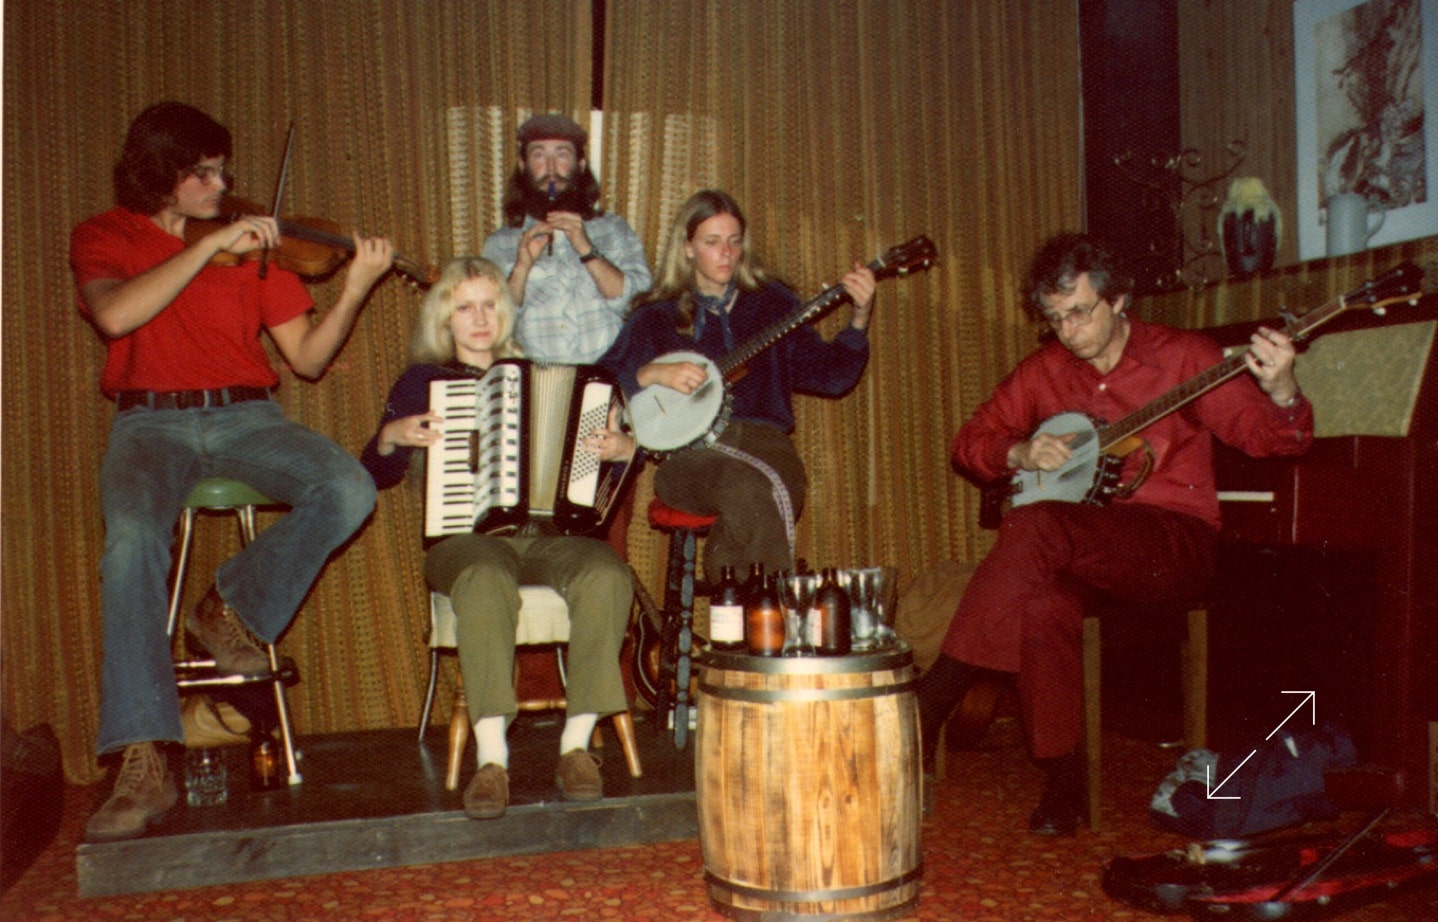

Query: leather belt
116;386;273;412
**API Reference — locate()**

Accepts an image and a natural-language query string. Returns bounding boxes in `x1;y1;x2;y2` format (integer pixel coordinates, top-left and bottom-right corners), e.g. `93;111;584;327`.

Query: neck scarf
691;282;737;350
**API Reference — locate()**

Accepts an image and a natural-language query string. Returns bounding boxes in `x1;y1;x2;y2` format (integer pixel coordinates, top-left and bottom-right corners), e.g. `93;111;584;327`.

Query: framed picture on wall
1294;0;1437;260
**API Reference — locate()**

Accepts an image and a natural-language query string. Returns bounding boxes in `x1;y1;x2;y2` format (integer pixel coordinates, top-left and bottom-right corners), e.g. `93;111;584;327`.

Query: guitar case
1101;815;1438;918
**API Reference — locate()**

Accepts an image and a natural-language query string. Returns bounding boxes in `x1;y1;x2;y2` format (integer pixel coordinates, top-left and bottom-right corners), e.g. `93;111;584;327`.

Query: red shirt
952;318;1314;529
70;207;313;397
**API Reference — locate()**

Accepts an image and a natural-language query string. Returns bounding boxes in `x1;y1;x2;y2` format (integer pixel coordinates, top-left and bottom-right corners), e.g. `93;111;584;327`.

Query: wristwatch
579;249;603;263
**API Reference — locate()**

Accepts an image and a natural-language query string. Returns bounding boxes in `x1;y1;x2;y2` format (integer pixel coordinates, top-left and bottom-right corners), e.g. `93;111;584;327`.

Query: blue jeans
96;399;375;754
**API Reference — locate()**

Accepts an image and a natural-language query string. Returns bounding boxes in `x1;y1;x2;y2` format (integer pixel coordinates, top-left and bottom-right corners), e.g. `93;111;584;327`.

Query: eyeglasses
1042;299;1105;331
181;164;231;187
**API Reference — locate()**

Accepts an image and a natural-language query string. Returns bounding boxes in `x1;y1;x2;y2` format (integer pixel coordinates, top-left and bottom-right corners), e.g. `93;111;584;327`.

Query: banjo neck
715;282;855;379
1096;265;1421;452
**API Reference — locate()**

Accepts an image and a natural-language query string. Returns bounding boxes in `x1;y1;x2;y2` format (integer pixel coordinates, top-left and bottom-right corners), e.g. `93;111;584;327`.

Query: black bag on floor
1149;720;1357;839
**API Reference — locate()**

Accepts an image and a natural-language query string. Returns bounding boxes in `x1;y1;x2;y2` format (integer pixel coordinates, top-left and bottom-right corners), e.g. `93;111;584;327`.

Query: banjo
1008;262;1424;508
627;236;938;452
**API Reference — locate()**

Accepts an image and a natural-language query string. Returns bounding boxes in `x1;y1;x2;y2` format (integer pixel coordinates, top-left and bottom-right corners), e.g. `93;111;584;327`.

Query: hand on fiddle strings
843;263;878;330
639;359;709;394
341;233;396;294
1008;430;1077;472
205;214;280;257
378;411;443;456
1243;326;1301;406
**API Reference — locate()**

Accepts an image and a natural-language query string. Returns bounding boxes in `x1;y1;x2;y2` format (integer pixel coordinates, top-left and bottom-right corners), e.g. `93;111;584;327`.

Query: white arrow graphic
1206;748;1258;799
1266;690;1316;740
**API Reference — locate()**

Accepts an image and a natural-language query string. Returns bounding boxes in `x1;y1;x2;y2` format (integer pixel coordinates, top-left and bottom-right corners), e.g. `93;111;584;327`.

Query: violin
186;196;437;289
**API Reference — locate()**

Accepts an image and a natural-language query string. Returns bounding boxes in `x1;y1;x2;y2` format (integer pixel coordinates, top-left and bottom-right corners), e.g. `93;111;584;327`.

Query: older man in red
917;233;1313;835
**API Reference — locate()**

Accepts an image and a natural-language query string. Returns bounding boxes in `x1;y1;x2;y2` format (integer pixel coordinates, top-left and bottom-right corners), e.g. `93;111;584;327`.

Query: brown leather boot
85;742;178;842
186;586;269;675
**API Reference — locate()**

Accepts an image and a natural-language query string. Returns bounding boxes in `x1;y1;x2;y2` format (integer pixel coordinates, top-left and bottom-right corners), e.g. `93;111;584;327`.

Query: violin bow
260;123;296;280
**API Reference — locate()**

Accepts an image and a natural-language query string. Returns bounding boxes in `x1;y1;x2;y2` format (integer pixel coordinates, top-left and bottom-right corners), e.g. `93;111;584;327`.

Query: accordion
425;361;634;538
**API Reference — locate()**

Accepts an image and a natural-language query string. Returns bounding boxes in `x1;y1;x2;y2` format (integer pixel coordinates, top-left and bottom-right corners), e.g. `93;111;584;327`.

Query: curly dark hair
113;101;231;215
1022;232;1133;321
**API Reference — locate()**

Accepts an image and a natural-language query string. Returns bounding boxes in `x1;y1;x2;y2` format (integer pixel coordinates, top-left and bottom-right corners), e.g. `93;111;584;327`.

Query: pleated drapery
4;0;1084;783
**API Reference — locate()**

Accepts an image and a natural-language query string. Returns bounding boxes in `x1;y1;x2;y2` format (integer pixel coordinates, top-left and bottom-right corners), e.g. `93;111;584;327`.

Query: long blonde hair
635;189;771;335
410;256;524;365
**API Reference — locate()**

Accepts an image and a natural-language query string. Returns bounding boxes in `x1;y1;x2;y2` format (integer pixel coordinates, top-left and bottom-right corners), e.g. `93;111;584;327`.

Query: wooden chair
167;478;302;784
419;588;643;791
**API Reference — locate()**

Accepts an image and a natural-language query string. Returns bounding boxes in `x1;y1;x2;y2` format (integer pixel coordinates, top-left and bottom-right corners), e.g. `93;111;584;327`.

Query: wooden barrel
695;646;922;920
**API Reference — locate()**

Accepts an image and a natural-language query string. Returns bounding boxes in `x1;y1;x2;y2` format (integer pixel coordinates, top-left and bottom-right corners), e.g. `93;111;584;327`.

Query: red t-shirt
70;207;314;397
952;318;1314;529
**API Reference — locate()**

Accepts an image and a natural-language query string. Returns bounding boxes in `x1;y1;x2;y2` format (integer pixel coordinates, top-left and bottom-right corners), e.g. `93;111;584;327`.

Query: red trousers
939;501;1215;759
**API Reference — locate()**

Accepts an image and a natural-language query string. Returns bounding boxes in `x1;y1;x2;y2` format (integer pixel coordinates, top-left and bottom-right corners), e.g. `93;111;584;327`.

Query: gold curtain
3;0;1082;783
606;0;1086;588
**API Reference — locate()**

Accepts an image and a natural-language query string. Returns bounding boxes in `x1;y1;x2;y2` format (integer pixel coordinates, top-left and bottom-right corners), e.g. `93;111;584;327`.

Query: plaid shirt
482;213;652;364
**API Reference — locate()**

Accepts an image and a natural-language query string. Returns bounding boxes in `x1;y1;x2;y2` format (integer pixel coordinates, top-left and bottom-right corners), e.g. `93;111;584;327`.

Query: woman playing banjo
600;189;877;580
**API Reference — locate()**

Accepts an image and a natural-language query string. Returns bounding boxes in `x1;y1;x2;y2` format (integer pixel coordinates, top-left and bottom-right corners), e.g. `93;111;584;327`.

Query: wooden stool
420;588;643;791
166;477;302;784
646;497;717;749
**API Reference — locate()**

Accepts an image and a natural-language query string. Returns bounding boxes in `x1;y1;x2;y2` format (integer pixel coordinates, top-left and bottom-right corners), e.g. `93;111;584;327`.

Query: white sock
474;715;509;770
559;713;598;755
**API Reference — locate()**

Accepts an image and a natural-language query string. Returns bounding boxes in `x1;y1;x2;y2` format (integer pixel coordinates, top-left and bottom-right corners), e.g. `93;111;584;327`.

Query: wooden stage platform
76;712;697;898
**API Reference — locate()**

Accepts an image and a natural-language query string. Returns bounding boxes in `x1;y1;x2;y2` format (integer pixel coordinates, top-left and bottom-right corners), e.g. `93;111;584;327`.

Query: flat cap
517;113;587;148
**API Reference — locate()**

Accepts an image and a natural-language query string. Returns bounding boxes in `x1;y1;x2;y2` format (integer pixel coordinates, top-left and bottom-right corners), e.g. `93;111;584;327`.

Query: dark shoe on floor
463;763;509;819
555;749;603;801
1028;796;1084;836
85;742;178;843
186;586;269;675
1028;765;1085;836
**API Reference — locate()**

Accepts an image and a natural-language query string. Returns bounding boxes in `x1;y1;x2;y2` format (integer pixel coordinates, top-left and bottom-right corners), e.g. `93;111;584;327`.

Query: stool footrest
175;658;299;688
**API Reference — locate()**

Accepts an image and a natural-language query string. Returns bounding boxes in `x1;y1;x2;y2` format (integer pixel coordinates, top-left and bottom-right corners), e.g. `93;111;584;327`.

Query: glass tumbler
184;748;228;807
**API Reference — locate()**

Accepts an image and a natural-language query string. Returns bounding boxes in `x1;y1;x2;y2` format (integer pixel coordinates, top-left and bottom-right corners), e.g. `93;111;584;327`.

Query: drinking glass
842;568;878;651
847;567;897;649
777;573;819;656
185;748;228;807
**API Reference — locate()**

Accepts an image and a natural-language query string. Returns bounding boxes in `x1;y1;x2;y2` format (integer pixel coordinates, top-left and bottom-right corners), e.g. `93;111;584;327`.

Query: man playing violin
916;233;1312;836
70;101;395;842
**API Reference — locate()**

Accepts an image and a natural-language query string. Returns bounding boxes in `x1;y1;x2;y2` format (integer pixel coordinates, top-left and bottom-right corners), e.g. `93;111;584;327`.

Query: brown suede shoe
186;586;269;675
85;742;178;842
555;749;603;801
463;763;509;819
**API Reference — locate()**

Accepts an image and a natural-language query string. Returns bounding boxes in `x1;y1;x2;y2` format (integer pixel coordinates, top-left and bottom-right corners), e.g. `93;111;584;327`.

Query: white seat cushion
429;587;570;649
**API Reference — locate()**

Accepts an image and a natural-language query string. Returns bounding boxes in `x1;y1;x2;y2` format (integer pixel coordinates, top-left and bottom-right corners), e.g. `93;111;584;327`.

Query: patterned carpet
5;719;1435;921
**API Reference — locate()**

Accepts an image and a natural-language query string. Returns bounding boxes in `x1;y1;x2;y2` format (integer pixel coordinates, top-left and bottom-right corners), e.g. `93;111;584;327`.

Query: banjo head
628;351;728;451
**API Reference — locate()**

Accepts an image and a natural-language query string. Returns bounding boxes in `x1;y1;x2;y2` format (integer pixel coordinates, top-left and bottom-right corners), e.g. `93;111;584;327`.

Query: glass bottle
708;565;745;651
250;728;284;791
815;567;852;656
745;574;785;657
742;562;766;607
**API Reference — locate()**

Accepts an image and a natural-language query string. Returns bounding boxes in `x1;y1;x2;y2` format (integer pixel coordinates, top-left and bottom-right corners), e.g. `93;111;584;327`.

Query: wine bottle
708;565;745;651
815;567;852;656
745;574;785;657
742;562;766;607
